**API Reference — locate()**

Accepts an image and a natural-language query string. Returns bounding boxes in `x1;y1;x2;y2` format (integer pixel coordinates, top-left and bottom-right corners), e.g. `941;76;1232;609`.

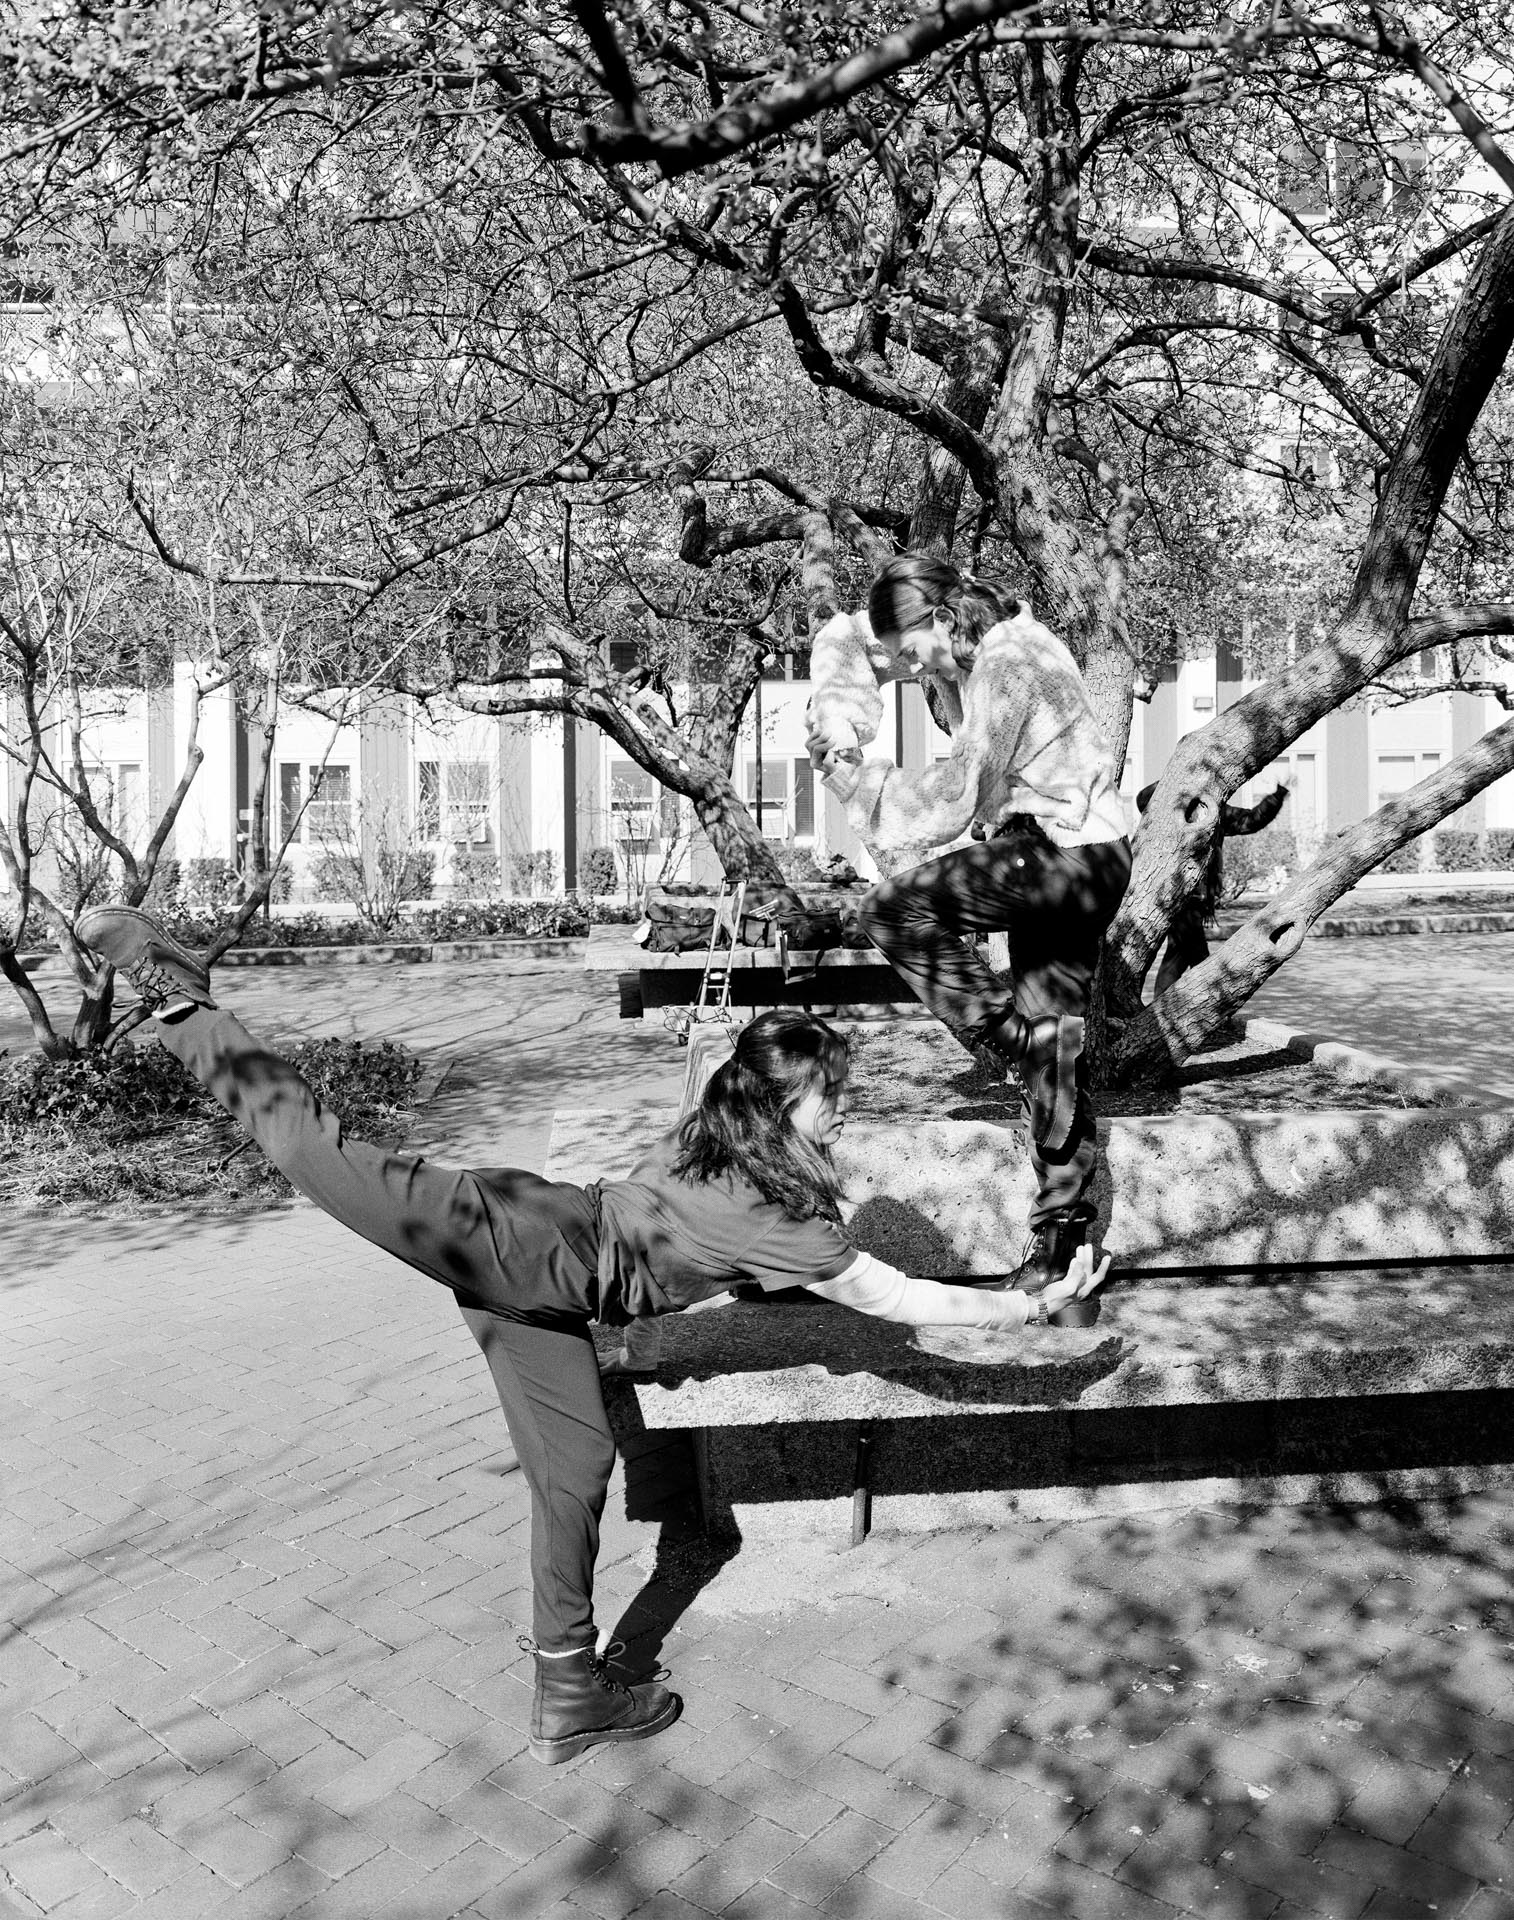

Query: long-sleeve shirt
810;606;1127;853
591;1132;1031;1331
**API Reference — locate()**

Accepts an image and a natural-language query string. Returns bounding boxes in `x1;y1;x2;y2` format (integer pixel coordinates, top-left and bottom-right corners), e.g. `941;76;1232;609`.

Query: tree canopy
4;1;1514;1063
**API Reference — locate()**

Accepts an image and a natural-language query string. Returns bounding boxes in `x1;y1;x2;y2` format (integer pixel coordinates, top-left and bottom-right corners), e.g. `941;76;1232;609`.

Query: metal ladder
666;881;747;1042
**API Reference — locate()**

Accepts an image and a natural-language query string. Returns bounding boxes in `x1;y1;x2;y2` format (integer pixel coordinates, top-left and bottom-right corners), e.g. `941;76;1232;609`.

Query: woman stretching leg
808;553;1132;1293
76;905;1107;1764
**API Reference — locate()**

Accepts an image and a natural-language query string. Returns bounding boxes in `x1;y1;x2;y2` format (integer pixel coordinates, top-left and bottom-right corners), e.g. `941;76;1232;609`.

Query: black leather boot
1011;1211;1101;1327
986;1012;1084;1152
524;1641;682;1766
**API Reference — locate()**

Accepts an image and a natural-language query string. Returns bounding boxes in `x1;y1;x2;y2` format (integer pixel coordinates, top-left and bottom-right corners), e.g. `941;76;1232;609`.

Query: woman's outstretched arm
804;1247;1109;1330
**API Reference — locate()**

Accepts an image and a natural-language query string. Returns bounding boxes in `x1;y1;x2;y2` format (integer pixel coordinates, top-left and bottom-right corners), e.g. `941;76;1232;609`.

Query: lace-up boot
75;906;215;1014
522;1639;682;1766
1011;1210;1101;1326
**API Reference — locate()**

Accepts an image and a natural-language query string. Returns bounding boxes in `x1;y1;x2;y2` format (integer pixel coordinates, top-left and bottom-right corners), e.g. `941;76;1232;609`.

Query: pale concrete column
146;684;176;856
1450;691;1487;831
358;699;409;864
496;715;533;887
1143;662;1179;783
1325;699;1370;832
173;662;237;860
573;718;602;890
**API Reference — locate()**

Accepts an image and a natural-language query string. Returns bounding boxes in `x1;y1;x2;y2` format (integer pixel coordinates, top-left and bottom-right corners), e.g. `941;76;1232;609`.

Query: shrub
1222;827;1297;898
0;1041;200;1137
1432;829;1483;872
142;856;182;907
579;845;618;896
184;856;239;910
451;850;503;897
384;846;435;900
1486;829;1514;870
311;854;351;903
508;848;559;896
0;1033;423;1210
1379;835;1426;875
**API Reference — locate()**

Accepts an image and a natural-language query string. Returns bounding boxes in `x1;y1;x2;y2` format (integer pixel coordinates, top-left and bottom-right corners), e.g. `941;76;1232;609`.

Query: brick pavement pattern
3;959;1513;1919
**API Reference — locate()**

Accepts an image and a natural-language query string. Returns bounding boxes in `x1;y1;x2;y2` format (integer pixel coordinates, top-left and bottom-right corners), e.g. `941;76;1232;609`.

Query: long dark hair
867;552;1021;673
672;1010;849;1223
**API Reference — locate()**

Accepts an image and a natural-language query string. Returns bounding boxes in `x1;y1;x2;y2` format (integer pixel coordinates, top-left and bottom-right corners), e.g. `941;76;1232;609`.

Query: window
792;758;815;838
278;762;301;844
611;762;658;850
1418;648;1442;679
307;764;352;839
88;762;142;835
417;761;440;839
745;758;791;839
1335;141;1384;219
443;761;491;843
1374;752;1439;809
1280;441;1337;488
1388;142;1427;215
1279;140;1329;216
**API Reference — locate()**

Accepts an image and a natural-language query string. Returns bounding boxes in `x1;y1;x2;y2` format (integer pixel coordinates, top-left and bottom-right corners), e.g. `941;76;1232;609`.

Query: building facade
6;645;1507;913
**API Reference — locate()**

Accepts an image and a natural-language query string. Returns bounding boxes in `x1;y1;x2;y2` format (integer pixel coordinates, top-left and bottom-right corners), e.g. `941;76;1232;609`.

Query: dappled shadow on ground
808;1493;1514;1917
598;1384;744;1681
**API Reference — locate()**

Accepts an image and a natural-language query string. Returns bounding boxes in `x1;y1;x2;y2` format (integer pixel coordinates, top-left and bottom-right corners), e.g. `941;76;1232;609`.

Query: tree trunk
1108;714;1514;1083
690;782;787;885
1107;207;1514;1014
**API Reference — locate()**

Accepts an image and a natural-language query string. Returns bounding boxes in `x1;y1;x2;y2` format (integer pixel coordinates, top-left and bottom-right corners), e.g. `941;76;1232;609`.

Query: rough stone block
551;1106;1514;1269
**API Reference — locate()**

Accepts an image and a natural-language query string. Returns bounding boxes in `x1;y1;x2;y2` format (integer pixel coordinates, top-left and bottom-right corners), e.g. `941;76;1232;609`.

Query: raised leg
156;1006;599;1310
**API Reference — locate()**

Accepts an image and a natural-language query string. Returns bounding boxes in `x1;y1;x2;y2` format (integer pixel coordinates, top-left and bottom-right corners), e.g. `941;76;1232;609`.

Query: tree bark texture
1107;207;1514;1020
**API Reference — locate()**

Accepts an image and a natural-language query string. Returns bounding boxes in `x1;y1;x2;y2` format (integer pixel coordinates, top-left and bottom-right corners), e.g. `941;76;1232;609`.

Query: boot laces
586;1644;635;1699
518;1634;667;1690
126;958;173;1007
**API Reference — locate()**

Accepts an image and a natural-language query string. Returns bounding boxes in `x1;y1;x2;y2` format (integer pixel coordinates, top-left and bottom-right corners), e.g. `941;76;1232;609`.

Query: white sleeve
804;1251;1032;1332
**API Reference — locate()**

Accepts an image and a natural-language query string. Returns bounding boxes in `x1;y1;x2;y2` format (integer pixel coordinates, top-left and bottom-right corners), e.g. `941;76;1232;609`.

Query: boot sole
529;1691;683;1766
75;907;215;1004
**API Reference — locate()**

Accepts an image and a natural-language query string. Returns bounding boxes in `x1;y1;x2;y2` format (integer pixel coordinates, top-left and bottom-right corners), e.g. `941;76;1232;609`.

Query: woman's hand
1041;1244;1113;1319
817;746;864;799
805;713;861;771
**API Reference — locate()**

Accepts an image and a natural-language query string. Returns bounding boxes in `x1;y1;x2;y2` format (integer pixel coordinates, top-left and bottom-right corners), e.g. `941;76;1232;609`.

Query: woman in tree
807;553;1132;1295
75;905;1108;1767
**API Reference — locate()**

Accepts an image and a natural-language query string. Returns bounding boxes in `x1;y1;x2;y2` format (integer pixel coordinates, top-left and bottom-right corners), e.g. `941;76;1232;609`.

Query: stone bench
588;1275;1514;1535
548;1096;1514;1530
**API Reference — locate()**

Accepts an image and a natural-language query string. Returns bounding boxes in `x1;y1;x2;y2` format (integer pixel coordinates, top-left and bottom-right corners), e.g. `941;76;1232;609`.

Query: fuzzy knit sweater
807;606;1127;853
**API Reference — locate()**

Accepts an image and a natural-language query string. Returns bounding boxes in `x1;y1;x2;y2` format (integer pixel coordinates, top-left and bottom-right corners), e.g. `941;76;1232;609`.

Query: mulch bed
0;1036;430;1217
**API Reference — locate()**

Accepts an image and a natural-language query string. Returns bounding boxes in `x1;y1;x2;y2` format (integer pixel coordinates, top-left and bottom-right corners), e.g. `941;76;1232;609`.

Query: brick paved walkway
3;957;1513;1919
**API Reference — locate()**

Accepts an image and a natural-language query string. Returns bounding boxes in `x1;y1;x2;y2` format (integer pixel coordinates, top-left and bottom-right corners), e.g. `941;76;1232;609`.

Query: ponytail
867;552;1021;672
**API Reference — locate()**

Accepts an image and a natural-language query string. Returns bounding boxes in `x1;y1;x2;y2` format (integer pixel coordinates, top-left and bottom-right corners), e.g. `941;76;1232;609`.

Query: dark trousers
158;1007;613;1652
858;830;1132;1224
1155;900;1209;995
